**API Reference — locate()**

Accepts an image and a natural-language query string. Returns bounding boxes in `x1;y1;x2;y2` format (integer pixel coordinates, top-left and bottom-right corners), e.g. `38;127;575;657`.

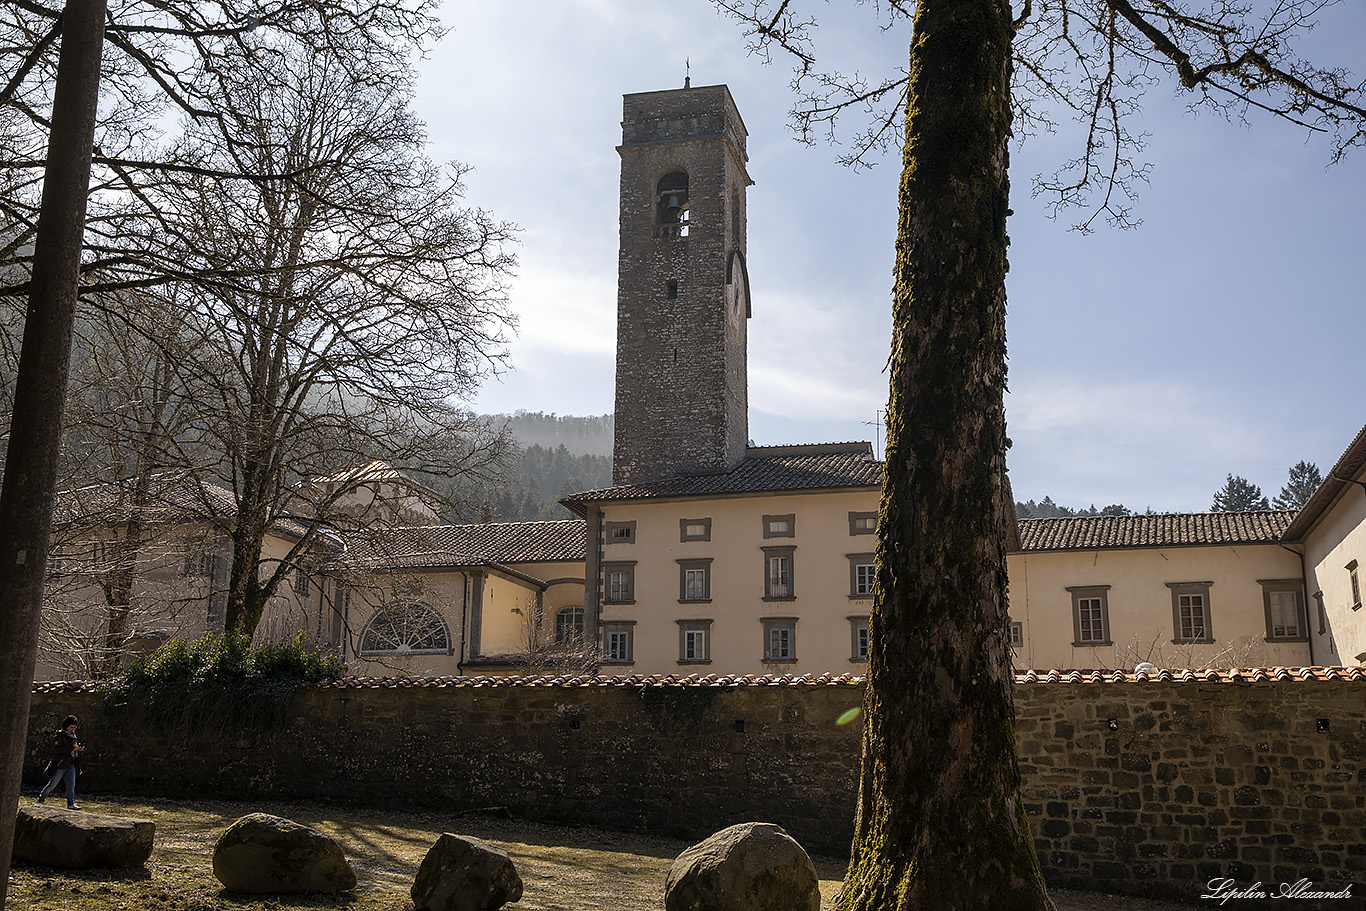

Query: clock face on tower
725;248;749;324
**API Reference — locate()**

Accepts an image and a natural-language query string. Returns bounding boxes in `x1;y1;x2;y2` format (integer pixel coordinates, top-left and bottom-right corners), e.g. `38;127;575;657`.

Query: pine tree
1272;461;1322;510
1211;474;1270;512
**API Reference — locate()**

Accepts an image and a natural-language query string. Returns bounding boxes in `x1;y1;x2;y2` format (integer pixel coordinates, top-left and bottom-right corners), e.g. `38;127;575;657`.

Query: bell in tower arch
656;171;690;232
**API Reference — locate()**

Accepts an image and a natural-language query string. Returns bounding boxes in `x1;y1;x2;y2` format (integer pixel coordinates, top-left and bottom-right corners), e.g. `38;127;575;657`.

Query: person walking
36;714;83;809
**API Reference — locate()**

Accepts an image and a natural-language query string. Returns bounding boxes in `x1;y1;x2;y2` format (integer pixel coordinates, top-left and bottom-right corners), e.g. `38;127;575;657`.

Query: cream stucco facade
1283;423;1366;665
588;488;881;676
1007;542;1310;671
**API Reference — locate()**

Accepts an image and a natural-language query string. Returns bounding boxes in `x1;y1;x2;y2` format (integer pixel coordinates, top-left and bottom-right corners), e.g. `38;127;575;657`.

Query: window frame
358;600;452;656
1259;578;1308;642
849;615;870;662
1349;560;1362;611
555;606;585;645
848;553;876;599
603;561;637;604
679;518;712;543
677;558;713;602
762;617;798;663
848;511;877;536
677;619;712;665
1009;620;1024;650
605;520;637;544
1167;581;1214;644
762;513;796;539
762;546;796;601
602;621;635;665
1068;585;1112;647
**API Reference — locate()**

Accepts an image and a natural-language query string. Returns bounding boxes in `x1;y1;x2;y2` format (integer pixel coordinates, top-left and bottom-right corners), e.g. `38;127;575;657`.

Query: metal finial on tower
684;58;691;89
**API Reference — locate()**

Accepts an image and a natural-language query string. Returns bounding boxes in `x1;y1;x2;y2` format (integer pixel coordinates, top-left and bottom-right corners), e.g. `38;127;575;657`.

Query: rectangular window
1178;594;1206;640
294;567;310;597
847;553;876;599
850;616;870;661
677;620;712;664
765;553;793;599
1261;580;1307;641
605;520;636;544
1168;582;1214;643
848;511;877;535
762;514;795;539
1069;585;1112;646
678;558;712;602
1009;621;1023;649
603;561;636;603
680;518;712;542
763;617;797;662
1350;561;1362;611
603;623;635;664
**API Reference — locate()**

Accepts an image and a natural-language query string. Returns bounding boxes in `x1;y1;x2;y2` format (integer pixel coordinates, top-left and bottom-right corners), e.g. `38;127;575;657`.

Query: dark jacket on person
50;730;78;770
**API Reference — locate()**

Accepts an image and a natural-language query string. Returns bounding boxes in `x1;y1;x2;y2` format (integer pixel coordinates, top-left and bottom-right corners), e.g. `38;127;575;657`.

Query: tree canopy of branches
0;2;493;903
1272;459;1322;510
1212;473;1270;511
712;1;1364;908
145;48;513;637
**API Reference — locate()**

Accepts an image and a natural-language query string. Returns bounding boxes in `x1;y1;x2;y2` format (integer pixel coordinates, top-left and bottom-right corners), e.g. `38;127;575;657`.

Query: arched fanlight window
555;606;585;645
358;601;450;655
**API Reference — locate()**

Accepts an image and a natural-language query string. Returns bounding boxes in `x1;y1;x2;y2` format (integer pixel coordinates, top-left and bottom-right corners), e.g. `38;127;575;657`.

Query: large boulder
212;813;356;894
12;805;155;869
411;833;523;911
665;822;820;911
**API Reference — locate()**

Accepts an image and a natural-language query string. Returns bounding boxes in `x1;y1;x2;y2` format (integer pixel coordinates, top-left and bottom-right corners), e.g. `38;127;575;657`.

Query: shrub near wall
28;671;1366;902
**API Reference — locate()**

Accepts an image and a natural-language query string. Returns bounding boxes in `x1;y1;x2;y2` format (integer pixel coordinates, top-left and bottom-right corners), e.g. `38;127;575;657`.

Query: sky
416;1;1366;513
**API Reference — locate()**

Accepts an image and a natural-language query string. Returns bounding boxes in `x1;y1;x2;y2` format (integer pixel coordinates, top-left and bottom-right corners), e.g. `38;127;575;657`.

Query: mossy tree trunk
837;1;1051;909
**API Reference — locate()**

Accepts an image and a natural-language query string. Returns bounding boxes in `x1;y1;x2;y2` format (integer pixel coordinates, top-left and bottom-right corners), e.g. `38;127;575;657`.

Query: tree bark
0;2;107;907
837;1;1052;909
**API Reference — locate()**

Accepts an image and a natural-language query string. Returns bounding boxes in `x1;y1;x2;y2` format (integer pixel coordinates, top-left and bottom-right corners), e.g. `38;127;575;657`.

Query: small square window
849;512;877;535
850;616;870;661
680;518;712;542
762;514;795;539
677;619;712;664
605;521;636;544
763;618;797;662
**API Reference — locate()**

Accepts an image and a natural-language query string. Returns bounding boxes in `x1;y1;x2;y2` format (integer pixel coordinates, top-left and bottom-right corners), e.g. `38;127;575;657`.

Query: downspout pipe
455;569;470;675
1279;543;1315;666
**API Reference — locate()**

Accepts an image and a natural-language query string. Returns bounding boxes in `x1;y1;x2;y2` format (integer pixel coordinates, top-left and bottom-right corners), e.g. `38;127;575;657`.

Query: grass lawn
8;796;1194;910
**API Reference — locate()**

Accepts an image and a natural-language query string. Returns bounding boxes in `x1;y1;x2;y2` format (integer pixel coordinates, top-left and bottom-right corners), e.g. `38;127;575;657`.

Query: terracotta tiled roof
32;667;1366;692
561;442;882;513
343;520;586;569
1282;422;1366;542
1015;511;1296;552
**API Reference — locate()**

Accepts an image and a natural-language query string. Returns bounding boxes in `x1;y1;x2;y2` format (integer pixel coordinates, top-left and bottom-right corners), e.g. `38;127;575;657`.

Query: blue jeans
38;765;76;806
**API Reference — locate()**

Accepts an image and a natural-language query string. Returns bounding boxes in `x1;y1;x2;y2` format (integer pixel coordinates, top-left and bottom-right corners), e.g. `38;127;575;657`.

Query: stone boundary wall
26;678;1366;902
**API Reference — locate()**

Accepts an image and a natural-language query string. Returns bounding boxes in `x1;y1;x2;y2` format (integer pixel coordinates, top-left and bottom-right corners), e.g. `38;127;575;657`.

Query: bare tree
144;49;514;638
711;1;1365;908
0;3;452;903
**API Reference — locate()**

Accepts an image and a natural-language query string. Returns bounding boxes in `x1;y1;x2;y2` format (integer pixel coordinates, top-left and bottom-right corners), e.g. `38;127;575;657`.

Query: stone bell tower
611;84;752;486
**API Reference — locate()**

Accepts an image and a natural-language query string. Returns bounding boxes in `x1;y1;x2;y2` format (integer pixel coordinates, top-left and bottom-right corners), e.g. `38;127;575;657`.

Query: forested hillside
491;411;613;457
